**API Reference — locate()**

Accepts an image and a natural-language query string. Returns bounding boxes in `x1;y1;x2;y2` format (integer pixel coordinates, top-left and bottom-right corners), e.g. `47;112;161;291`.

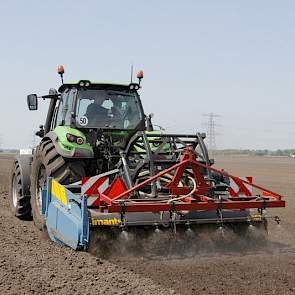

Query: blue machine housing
41;178;89;250
40;177;256;251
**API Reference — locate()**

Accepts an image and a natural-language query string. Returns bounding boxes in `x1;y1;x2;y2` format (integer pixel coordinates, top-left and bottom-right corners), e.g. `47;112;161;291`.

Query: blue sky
0;1;294;149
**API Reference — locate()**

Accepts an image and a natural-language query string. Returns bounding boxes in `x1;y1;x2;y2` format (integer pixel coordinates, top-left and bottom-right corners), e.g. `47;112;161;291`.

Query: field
0;155;295;294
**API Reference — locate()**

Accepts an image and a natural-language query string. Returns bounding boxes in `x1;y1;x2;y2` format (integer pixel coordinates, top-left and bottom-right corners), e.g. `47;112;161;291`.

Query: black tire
9;160;31;219
30;140;86;230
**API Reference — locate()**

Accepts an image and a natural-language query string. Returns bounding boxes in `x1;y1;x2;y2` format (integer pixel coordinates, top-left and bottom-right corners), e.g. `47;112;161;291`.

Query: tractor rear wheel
30;140;86;230
9;160;31;219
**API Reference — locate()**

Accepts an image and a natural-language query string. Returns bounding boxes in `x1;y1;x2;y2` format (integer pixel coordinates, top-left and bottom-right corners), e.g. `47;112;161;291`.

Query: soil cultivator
42;132;284;250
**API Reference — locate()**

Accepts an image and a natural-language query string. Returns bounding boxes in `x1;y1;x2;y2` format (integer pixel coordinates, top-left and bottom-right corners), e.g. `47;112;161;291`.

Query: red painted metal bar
195;161;284;199
98;148;284;210
108;159;190;203
166;150;210;195
108;157;284;203
108;199;286;213
99;193;113;205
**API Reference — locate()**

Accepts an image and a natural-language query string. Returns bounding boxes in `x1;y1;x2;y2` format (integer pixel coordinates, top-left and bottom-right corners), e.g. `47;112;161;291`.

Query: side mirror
27;94;38;111
35;125;45;138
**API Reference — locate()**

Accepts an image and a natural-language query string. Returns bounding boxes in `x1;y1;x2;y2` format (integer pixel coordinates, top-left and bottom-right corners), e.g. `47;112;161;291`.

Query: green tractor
10;66;153;228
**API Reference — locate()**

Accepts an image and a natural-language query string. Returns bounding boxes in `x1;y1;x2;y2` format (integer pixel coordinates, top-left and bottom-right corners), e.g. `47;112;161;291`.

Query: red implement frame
96;148;285;213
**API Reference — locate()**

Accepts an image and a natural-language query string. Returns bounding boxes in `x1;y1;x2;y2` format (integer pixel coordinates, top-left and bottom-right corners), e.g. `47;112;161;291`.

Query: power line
202;113;221;157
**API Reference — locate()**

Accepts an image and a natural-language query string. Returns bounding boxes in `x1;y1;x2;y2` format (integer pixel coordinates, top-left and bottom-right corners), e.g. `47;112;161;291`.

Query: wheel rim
35;165;47;214
12;174;18;208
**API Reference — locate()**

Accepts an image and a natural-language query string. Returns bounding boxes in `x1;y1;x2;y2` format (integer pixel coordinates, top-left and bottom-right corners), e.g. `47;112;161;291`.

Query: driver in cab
86;94;108;118
84;92;124;128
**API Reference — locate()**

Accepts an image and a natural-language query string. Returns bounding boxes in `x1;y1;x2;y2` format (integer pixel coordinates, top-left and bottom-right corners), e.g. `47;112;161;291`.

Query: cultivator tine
185;222;195;237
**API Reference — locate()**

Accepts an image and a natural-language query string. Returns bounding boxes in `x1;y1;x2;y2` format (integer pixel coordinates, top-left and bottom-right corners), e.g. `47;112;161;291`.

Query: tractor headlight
66;133;84;145
76;137;84;145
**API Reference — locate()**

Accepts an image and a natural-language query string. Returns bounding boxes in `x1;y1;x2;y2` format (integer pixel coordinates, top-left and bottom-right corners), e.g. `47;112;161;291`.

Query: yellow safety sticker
91;218;121;226
250;214;262;222
51;179;68;206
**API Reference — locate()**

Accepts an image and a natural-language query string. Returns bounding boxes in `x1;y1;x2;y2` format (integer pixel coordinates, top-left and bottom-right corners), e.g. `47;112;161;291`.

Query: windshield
75;89;143;129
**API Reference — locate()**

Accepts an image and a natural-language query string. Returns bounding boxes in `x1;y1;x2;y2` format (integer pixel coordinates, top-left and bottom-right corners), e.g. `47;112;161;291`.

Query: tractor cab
57;81;145;131
27;67;147;150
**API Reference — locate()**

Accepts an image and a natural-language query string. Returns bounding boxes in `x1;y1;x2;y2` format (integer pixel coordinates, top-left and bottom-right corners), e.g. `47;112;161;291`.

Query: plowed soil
0;155;295;294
